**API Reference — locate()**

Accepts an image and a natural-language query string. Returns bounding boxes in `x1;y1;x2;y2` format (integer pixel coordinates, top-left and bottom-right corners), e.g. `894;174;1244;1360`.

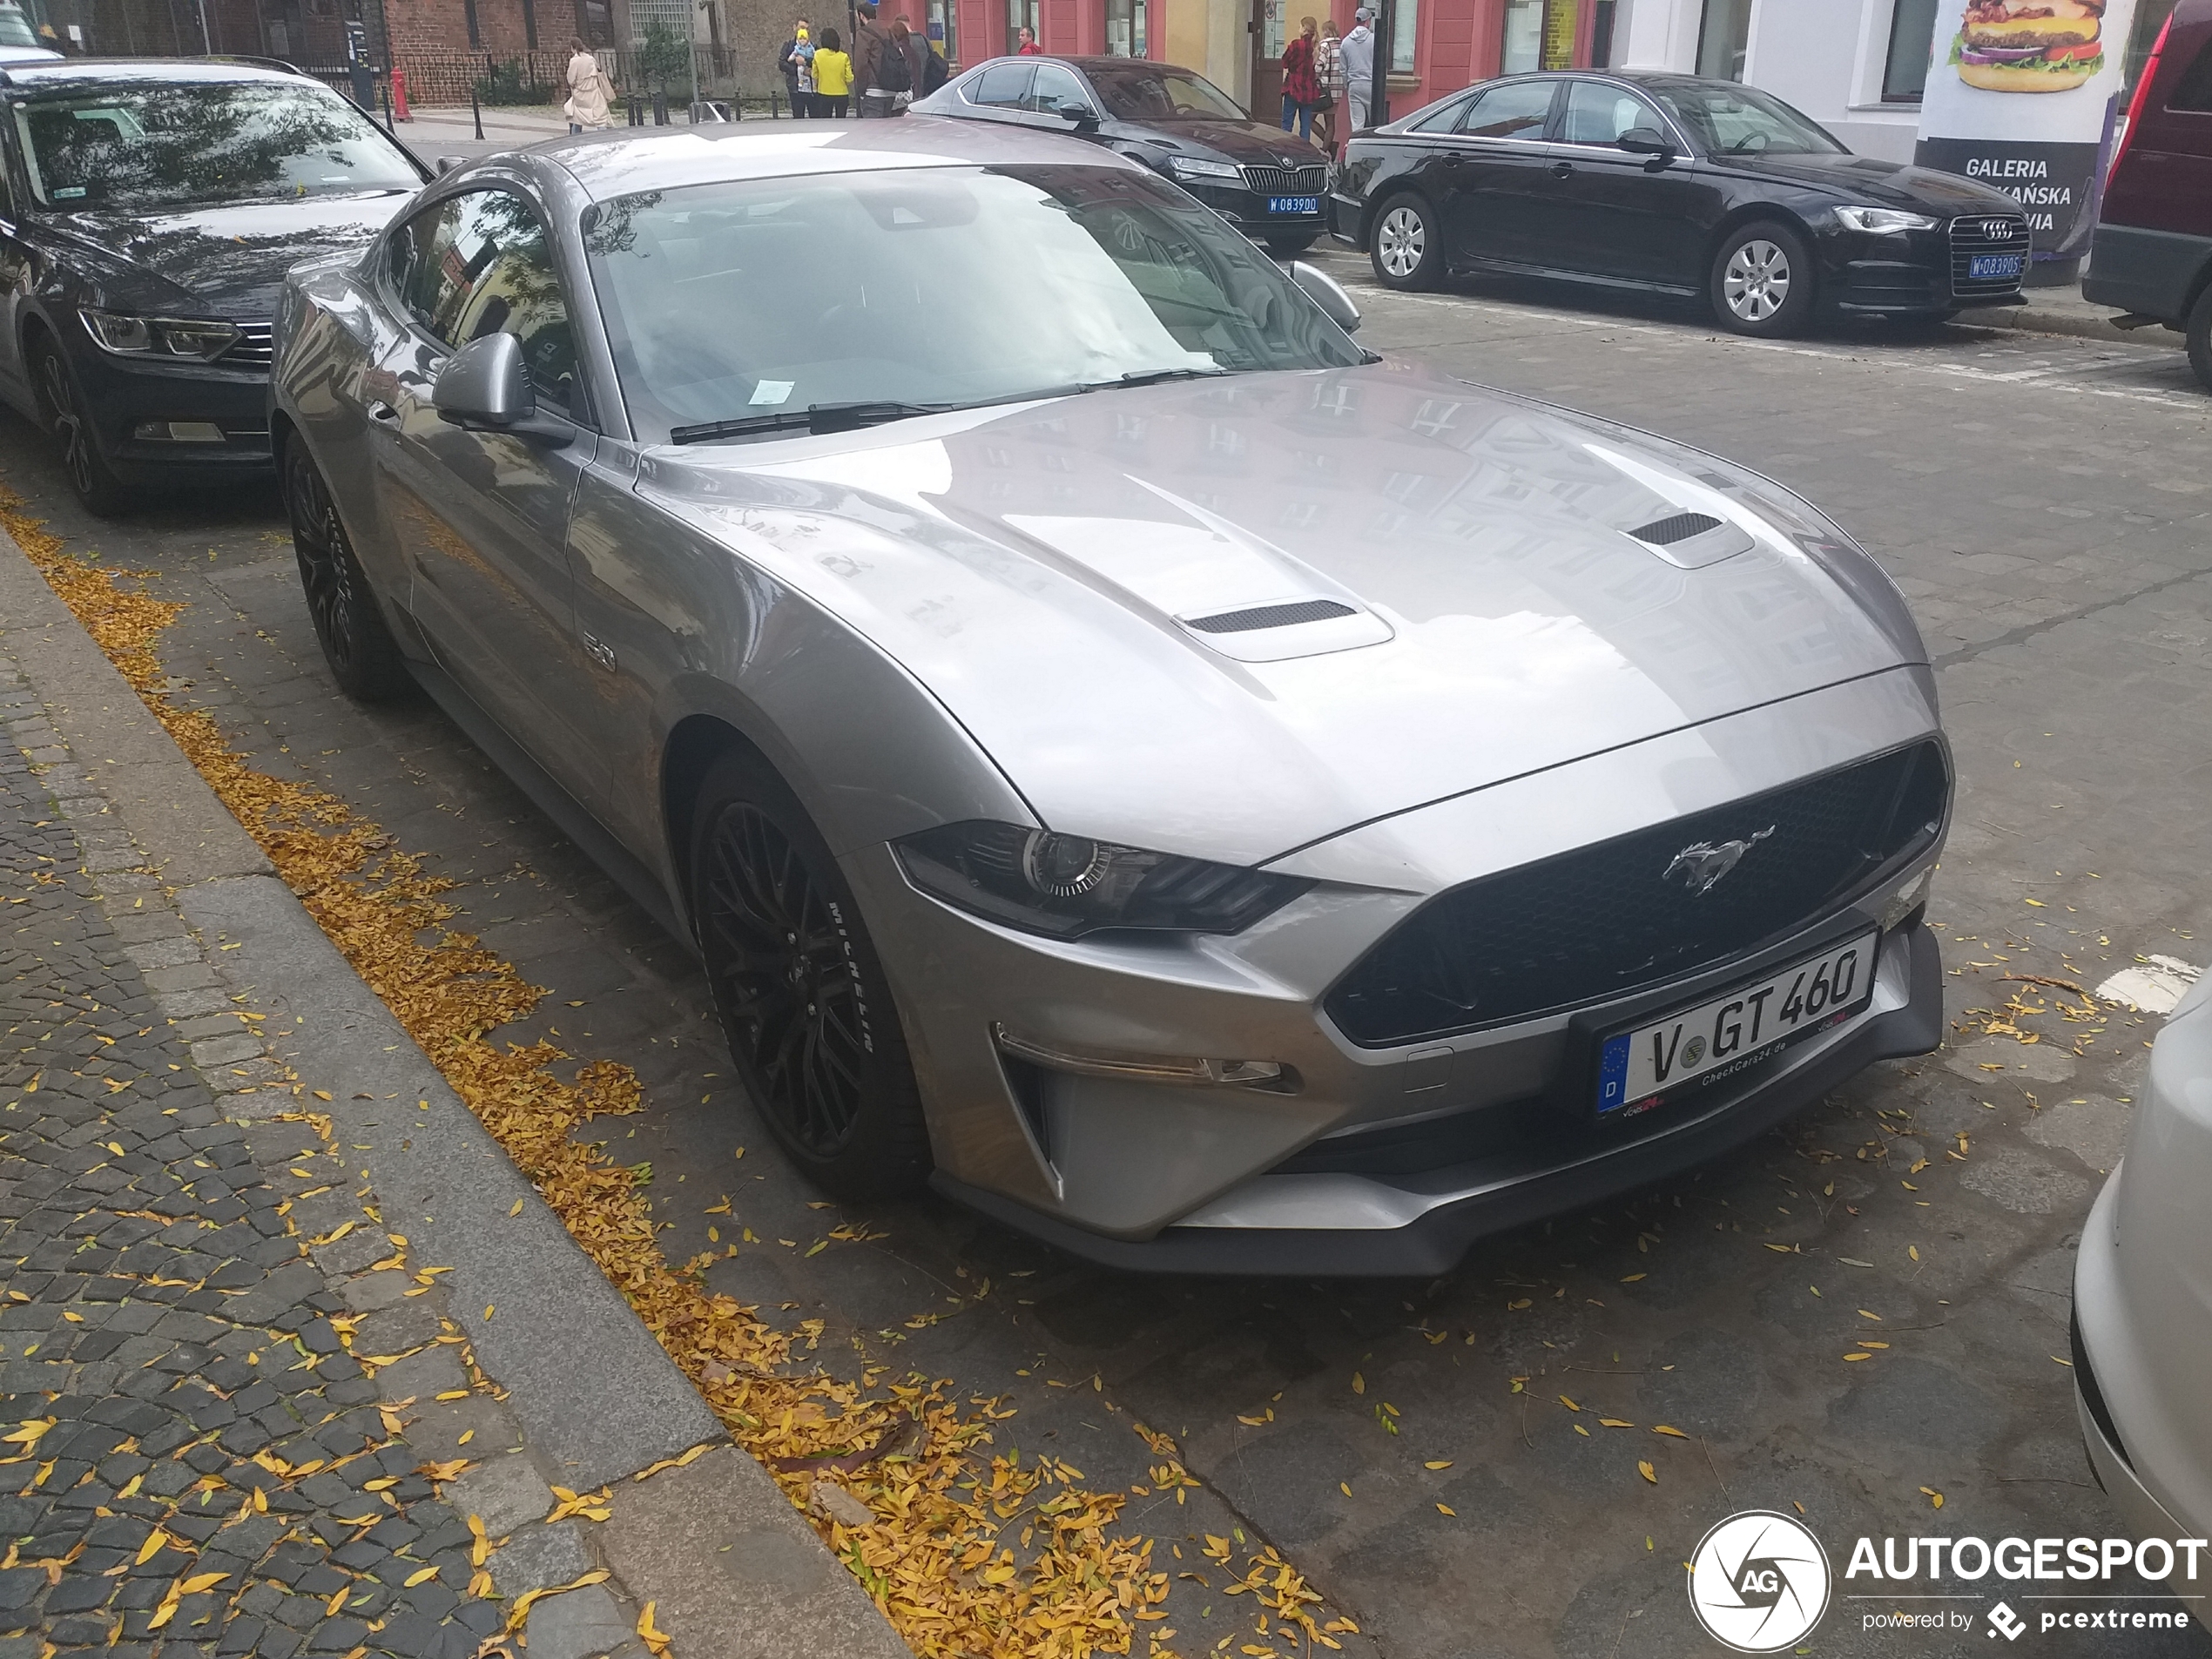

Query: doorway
1250;0;1285;120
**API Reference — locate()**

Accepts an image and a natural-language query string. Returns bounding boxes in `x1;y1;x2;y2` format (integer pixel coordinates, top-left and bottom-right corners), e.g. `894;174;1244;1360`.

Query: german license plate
1969;253;2024;281
1269;194;1320;214
1595;930;1878;1118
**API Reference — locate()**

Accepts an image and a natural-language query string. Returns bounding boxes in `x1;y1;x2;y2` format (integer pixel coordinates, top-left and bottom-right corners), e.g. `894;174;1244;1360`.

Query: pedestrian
1340;6;1375;134
855;1;903;118
1280;15;1318;143
563;35;613;134
1015;24;1040;53
811;27;852;116
896;11;949;94
777;19;816;117
1314;17;1344;152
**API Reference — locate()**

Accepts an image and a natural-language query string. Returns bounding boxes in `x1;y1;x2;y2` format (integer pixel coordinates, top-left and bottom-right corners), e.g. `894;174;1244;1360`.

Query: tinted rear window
2170;35;2212;111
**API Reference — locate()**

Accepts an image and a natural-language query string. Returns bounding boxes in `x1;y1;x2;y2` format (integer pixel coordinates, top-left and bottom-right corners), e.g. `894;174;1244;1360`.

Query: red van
2086;0;2212;390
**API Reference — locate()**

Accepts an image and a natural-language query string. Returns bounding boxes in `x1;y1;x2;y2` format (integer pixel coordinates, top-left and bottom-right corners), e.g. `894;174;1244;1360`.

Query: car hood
1703;150;2021;212
1115;118;1327;168
42;191;412;320
641;361;1921;867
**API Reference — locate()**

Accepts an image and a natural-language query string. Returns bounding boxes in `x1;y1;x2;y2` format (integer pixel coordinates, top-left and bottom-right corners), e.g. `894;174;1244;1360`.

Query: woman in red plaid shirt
1313;17;1344;152
1280;15;1320;144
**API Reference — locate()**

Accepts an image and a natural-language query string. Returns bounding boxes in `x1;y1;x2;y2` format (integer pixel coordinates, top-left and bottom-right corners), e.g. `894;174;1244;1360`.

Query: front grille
1323;739;1950;1048
1186;599;1355;633
1948;215;2029;298
221;322;275;370
1627;511;1722;546
1242;164;1326;198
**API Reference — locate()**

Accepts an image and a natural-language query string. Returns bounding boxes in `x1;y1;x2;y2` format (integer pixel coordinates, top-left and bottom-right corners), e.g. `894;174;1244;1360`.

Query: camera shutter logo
1687;1510;1832;1653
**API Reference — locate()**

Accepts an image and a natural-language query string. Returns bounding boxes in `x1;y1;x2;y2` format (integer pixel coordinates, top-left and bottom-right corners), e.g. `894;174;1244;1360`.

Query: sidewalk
0;530;911;1656
1974;279;2186;351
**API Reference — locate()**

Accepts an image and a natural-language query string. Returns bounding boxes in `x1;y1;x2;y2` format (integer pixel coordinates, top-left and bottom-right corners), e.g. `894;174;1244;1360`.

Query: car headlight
80;309;242;361
894;820;1309;939
1833;206;1937;235
1166;154;1243;184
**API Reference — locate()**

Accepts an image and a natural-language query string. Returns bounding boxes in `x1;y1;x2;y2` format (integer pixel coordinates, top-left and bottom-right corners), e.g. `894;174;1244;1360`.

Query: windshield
583;164;1363;441
13;81;421;211
1649;82;1844;156
1086;65;1248;122
0;5;37;47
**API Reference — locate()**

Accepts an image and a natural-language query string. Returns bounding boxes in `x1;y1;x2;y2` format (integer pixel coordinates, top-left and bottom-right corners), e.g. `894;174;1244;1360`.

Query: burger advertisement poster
1912;0;2141;261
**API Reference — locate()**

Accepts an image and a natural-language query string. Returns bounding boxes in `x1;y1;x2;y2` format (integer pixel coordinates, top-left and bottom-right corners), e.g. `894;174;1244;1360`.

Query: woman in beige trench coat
565;37;614;132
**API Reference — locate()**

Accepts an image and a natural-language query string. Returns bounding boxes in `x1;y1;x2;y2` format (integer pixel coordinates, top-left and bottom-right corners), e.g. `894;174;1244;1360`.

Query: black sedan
1330;71;2032;336
911;56;1329;254
0;57;427;513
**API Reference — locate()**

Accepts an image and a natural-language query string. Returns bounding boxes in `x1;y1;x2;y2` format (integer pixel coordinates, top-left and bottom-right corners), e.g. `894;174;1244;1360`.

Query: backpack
874;36;913;93
921;44;948;93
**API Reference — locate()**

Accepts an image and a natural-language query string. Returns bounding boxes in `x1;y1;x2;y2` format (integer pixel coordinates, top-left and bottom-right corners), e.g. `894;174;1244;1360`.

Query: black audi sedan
1330;71;2032;336
910;56;1329;254
0;57;427;513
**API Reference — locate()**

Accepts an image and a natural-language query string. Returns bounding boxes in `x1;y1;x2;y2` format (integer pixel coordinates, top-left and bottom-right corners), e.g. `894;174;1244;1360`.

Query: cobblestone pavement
5;291;2212;1657
0;638;680;1659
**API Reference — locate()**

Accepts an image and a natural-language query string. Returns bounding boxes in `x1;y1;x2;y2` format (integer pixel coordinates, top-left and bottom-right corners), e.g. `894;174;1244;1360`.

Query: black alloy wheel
32;339;132;516
691;753;930;1199
2187;284;2212;396
282;438;413;702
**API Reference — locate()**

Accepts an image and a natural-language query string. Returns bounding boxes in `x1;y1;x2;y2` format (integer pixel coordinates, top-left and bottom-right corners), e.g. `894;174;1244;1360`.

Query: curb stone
0;528;913;1658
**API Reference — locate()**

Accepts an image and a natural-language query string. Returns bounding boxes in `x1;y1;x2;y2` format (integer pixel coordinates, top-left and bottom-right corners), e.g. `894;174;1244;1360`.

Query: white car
2073;973;2212;1629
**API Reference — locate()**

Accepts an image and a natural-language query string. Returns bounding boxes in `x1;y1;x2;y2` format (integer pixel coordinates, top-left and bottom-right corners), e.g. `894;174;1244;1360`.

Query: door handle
1441;152;1463;166
1550;160;1575;179
367;401;399;424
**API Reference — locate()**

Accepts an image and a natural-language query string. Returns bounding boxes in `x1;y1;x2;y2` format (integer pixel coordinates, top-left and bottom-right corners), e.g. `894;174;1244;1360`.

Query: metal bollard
771;91;780;118
652;84;668;125
470;87;483;140
380;77;395;136
629;91;642;125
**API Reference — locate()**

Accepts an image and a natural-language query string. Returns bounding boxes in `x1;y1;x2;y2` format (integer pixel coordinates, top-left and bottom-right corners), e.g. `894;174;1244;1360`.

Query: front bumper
936;918;1939;1275
1177;179;1327;242
851;668;1948;1275
63;327;274;478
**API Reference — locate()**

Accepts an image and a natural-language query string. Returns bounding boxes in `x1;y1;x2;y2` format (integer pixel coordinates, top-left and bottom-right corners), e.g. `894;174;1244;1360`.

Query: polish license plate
1969;253;2024;281
1269;195;1320;215
1595;930;1878;1119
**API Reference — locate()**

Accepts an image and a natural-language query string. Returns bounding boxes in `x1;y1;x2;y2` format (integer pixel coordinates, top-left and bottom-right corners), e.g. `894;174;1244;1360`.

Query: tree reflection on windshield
15;82;421;212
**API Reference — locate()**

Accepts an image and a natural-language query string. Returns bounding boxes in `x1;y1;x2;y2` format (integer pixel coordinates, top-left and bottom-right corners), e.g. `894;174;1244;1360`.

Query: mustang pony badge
1664;826;1776;895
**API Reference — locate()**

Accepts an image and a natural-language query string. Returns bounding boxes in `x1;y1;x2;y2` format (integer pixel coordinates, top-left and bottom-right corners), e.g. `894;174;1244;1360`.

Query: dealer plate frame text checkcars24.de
1597;930;1879;1119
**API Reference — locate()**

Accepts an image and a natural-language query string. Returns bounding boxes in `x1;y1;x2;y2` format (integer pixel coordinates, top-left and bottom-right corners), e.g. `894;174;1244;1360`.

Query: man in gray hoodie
1339;7;1375;134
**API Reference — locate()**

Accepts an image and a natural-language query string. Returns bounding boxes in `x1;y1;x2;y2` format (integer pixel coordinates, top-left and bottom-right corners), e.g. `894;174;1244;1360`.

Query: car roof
0;56;314;91
528;113;1152;204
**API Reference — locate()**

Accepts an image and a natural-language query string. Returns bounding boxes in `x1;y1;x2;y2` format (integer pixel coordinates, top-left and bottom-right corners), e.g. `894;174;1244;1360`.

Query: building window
1882;0;1938;100
1591;0;1615;66
1007;0;1036;53
1696;0;1752;80
1501;0;1576;73
1105;0;1145;56
1392;0;1418;71
927;0;957;64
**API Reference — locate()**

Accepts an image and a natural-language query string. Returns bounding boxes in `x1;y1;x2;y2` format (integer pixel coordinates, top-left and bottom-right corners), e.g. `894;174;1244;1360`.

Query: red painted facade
945;0;1600;113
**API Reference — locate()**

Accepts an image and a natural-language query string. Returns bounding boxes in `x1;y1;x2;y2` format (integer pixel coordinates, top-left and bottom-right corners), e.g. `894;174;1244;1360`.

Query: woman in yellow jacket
812;29;853;118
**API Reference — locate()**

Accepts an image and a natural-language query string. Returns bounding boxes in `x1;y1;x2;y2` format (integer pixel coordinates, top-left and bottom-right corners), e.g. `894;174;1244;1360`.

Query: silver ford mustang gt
269;118;1948;1276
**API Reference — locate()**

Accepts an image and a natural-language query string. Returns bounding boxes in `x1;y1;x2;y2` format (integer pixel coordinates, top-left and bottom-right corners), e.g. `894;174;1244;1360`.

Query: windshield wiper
1104;366;1231;390
669;401;948;445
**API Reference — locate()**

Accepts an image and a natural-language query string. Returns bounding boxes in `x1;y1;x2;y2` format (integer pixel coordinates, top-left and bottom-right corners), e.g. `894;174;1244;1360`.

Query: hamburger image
1952;0;2107;91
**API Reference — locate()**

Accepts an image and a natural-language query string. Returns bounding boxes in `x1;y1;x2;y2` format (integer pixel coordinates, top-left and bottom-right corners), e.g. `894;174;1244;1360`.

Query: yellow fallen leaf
1763;1243;1792;1253
1844;1352;1871;1361
1651;1426;1690;1440
1350;1372;1365;1395
1599;1419;1635;1429
313;1090;333;1102
509;1198;524;1217
1858;1310;1882;1320
638;1601;673;1657
469;1514;489;1568
404;1566;441;1587
1423;1460;1453;1470
1637;1460;1656;1484
1436;1503;1455;1516
137;1527;170;1565
1339;1482;1352;1497
1908;1245;1920;1262
1621;1272;1646;1283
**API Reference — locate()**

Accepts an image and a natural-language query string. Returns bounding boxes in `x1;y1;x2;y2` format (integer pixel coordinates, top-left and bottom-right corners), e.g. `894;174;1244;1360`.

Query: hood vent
1628;511;1723;547
1186;598;1358;634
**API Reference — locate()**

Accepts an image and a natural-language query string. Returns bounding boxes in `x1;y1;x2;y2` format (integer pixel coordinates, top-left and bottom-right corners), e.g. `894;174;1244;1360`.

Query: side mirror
1616;125;1676;159
1290;260;1360;334
1056;100;1100;130
435;154;466;174
431;332;572;447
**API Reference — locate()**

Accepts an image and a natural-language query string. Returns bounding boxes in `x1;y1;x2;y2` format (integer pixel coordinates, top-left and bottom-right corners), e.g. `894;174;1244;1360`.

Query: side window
974;62;1033;107
1558;81;1664;147
1027;63;1090;113
2170;37;2212;111
1457;79;1556;139
389;190;582;421
1410;93;1477;133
